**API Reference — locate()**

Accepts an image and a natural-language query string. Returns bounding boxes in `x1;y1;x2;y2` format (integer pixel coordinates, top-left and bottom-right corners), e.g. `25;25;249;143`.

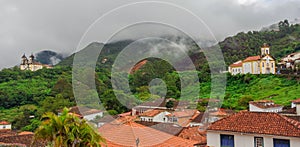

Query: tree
166;100;174;109
33;107;105;147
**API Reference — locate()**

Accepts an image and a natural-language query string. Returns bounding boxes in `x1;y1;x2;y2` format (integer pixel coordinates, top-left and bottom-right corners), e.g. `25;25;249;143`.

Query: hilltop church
20;54;52;71
228;43;276;75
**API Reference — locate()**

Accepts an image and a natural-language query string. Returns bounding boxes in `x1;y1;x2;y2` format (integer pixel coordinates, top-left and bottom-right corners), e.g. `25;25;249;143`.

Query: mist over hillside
35;50;66;65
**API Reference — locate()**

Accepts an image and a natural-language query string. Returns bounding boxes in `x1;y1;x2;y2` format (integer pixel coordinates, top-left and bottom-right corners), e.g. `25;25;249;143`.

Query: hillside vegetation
1;20;300;131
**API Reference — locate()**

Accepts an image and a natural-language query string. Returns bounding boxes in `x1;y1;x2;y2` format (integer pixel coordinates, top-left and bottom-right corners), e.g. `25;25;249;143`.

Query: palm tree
33;107;105;147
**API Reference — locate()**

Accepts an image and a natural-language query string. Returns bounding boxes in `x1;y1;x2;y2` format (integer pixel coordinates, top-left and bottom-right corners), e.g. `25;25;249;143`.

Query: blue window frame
273;139;290;147
220;134;234;147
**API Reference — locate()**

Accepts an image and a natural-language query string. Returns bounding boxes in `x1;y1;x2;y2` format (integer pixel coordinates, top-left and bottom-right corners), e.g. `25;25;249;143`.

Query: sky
0;0;300;69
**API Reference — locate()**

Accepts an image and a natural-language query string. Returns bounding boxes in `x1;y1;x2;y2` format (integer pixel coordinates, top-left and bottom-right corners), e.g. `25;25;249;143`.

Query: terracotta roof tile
136;121;183;136
167;109;197;118
0;132;46;146
0;121;10;125
99;122;197;147
139;109;164;117
230;62;243;67
207;111;300;137
249;100;283;109
178;127;207;145
243;55;261;62
292;98;300;104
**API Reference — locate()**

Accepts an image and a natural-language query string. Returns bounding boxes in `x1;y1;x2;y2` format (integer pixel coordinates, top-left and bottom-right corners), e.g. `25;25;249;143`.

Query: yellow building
228;43;275;75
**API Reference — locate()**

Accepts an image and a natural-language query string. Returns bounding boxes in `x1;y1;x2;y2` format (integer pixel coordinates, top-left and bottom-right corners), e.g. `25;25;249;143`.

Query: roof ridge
280;115;300;130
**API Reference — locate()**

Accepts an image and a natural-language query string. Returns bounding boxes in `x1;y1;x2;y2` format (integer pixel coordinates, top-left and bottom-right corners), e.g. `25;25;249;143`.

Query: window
220;134;234;147
262;63;264;67
255;137;264;147
273;139;290;147
169;117;178;122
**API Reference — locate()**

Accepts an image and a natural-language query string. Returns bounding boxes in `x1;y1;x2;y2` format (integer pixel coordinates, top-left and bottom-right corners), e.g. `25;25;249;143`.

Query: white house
207;111;300;147
66;106;103;121
139;109;170;123
0;121;11;130
278;52;300;70
249;100;283;113
132;98;167;116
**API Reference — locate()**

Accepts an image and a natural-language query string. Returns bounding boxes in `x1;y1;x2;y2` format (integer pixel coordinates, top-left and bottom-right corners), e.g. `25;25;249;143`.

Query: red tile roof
67;106;103;117
140;109;164;117
178;127;207;145
167;109;197;118
99;122;197;147
243;55;261;62
207;111;300;137
210;109;231;116
249;100;283;109
292;98;300;104
0;121;10;125
136;121;183;136
118;111;132;117
229;62;243;67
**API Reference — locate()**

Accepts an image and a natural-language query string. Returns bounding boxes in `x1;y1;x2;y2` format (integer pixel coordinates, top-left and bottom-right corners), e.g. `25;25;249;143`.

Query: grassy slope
219;74;299;109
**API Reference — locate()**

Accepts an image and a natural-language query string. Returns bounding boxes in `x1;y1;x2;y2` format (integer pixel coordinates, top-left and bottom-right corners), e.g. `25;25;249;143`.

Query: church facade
20;54;52;71
228;43;276;75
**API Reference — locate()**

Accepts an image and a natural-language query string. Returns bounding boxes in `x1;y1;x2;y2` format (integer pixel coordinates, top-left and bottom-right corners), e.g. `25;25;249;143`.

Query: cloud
0;0;299;69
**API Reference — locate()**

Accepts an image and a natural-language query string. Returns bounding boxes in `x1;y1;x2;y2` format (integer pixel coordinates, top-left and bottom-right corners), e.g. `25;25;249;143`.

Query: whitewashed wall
0;124;11;130
84;112;103;121
249;104;283;113
207;131;300;147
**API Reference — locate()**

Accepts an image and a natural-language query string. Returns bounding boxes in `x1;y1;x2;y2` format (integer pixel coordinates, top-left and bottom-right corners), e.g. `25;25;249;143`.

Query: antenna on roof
136;138;140;147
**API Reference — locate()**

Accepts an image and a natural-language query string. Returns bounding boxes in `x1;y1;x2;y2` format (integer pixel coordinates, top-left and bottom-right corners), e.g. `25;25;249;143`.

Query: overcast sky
0;0;300;69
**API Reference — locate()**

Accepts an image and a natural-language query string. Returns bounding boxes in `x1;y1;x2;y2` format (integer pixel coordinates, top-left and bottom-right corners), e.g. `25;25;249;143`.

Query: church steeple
28;53;34;64
21;54;28;65
261;43;270;57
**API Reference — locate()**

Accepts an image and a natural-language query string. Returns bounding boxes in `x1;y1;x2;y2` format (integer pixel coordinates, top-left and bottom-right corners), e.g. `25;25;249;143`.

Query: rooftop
136;121;183;136
67;106;103;117
207;111;300;138
139;109;165;117
243;55;261;62
229;61;243;67
0;121;10;125
177;127;206;145
292;98;300;104
99;121;197;147
249;100;283;109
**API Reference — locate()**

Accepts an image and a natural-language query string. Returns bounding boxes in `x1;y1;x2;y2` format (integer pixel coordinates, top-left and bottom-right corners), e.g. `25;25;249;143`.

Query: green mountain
1;19;300;131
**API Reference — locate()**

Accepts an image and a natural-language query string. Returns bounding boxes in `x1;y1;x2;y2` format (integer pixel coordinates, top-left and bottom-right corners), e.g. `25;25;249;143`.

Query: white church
20;54;52;71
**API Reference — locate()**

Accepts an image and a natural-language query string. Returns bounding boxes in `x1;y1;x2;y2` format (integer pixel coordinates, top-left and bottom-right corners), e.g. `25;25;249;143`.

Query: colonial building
207;111;300;147
20;54;52;71
228;43;276;75
278;52;300;71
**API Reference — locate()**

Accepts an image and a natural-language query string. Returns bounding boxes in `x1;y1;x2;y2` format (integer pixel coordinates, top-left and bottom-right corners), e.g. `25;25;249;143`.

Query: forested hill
1;19;300;131
58;20;300;69
220;20;300;65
